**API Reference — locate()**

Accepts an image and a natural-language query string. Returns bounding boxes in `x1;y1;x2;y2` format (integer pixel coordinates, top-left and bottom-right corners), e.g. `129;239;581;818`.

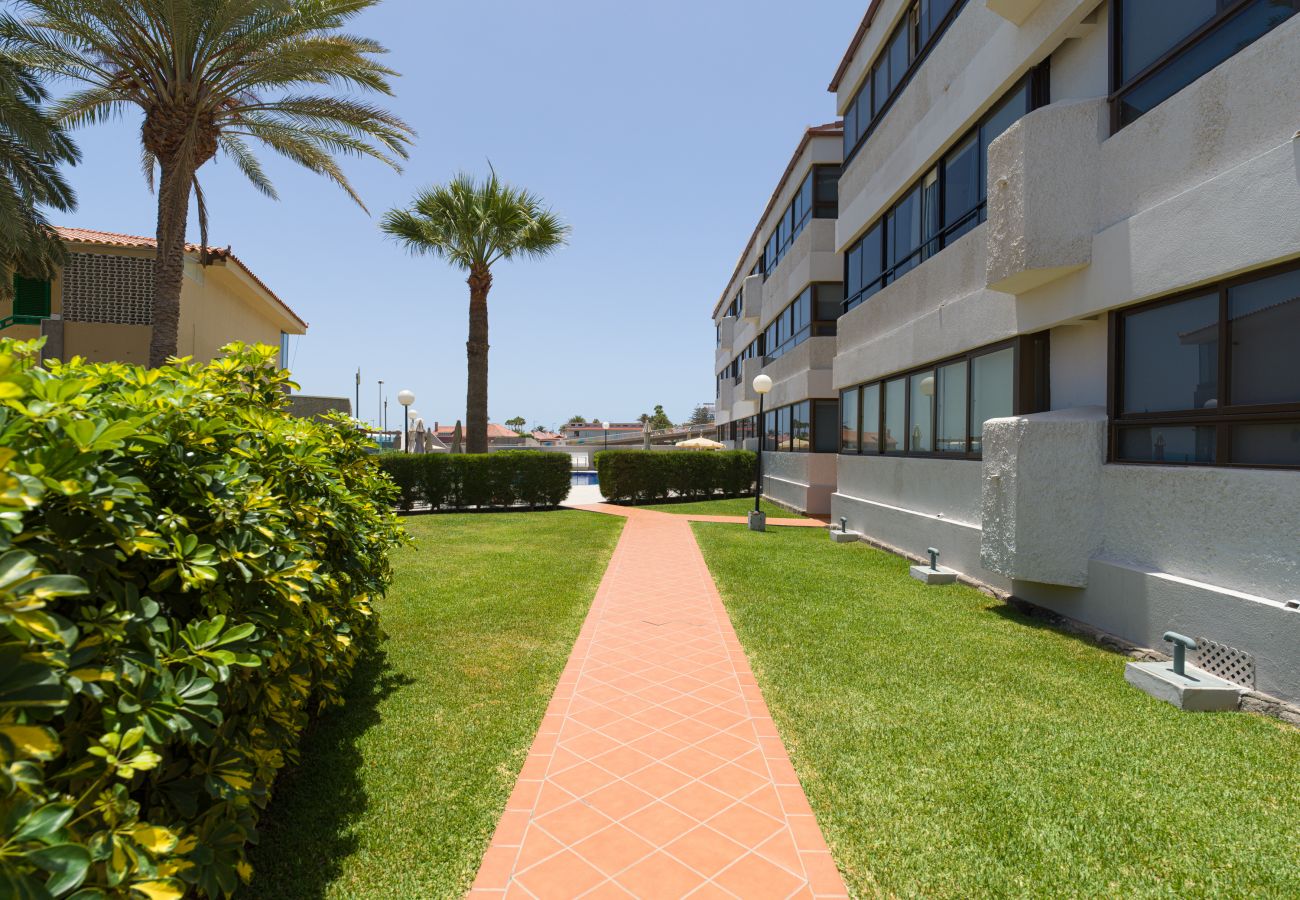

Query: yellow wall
43;247;302;366
175;260;285;361
63;322;151;365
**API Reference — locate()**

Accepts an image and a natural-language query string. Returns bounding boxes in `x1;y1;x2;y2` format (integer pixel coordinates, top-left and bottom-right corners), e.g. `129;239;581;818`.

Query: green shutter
12;275;51;321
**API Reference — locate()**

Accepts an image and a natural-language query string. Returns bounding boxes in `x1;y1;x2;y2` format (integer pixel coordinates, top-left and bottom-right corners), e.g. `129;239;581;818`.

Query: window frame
840;335;1048;460
758;398;839;454
1108;258;1300;470
763;282;843;362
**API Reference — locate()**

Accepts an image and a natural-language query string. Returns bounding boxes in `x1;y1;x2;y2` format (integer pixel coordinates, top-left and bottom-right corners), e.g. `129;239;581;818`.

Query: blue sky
53;0;864;431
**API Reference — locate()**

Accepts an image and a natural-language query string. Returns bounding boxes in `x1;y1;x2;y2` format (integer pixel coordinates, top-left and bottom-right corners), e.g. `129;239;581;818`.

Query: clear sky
51;0;864;431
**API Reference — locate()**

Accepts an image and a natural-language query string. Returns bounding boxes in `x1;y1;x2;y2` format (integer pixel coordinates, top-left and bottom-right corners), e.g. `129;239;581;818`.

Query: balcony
741;274;762;322
985;98;1105;295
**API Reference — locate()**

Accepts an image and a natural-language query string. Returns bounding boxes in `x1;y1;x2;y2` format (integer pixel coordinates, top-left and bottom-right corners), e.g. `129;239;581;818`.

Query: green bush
595;450;755;503
375;451;570;511
0;340;404;898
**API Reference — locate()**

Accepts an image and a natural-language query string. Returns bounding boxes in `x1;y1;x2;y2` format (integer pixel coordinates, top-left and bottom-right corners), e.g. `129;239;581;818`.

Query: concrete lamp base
747;510;766;532
909;565;958;585
1125;661;1242;712
829;530;860;544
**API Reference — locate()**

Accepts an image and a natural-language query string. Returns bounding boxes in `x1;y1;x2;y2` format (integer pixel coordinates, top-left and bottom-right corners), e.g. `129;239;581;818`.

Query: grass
246;510;623;899
636;497;806;518
692;524;1300;899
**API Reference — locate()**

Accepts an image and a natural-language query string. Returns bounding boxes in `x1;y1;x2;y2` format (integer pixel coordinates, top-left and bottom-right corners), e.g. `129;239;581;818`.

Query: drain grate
1193;638;1255;689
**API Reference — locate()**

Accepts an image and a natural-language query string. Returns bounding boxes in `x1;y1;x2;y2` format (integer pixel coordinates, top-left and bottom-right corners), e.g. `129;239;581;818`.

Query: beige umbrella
675;436;726;450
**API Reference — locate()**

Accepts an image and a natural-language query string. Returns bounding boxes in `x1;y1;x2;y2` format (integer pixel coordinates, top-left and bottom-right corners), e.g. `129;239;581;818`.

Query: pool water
570;470;599;486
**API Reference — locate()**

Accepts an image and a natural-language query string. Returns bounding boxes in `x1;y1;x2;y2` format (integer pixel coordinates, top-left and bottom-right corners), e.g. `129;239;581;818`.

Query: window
11;275;51;323
763;165;841;277
1111;261;1300;467
843;75;1043;313
759;399;839;453
840;387;860;453
843;0;972;161
842;338;1046;458
1112;0;1300;129
764;284;843;361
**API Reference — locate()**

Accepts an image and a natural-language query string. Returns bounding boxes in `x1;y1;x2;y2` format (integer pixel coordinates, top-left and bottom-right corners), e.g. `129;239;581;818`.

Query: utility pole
354;368;361;422
377;379;384;431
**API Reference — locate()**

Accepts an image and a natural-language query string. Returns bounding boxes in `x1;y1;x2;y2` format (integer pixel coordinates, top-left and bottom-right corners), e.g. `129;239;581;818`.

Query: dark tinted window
814;400;840;453
841;388;860;453
943;134;980;241
1120;0;1222;80
1229;268;1300;405
1122;293;1218;414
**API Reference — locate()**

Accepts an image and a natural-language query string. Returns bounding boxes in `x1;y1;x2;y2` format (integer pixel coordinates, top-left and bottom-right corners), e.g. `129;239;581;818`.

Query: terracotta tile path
470;505;847;899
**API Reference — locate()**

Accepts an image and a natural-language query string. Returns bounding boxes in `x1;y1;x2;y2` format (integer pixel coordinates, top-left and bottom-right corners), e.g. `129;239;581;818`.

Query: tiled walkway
470;506;846;899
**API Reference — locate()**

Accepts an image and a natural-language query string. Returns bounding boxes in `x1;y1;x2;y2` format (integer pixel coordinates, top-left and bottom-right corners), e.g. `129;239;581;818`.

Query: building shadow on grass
243;647;414;899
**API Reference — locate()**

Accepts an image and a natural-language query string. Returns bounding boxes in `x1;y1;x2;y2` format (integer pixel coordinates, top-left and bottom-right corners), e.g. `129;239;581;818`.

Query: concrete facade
712;1;1300;702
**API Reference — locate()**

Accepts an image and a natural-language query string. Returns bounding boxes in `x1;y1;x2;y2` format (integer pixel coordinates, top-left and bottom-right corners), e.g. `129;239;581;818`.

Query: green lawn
637;497;806;518
246;510;623;899
693;524;1300;899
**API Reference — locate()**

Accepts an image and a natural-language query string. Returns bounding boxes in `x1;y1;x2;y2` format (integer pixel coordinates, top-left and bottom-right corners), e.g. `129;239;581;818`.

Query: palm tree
3;0;413;366
0;22;78;294
382;172;569;454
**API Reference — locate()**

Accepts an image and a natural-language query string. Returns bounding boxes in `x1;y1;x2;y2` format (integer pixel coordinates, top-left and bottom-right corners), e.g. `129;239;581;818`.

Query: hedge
376;450;571;511
0;341;404;898
594;450;755;503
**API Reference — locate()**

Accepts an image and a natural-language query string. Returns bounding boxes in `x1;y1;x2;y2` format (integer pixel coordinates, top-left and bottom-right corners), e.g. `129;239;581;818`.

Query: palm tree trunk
150;156;193;368
465;266;493;454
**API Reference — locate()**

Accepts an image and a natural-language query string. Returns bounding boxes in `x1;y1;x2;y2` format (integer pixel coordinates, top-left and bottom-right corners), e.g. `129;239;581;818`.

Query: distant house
564;422;643;443
432;422;527;448
530;430;566;446
288;395;351;420
1;227;306;366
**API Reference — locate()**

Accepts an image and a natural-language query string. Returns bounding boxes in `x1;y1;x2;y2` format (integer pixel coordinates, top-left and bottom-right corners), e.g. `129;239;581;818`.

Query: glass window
873;59;890;115
883;377;906;454
920;167;941;261
1121;293;1219;414
970;348;1014;452
846;241;864;299
936;361;967;452
1117;425;1215;463
841;387;860;453
909;371;934;452
1115;1;1300;127
1120;0;1219;80
1230;423;1300;466
887;24;912;95
814;166;840;217
889;184;923;280
1228;268;1300;406
777;406;792;451
943;133;980;242
814;283;844;325
814;400;840;453
792;402;810;452
862;383;881;452
764;409;777;451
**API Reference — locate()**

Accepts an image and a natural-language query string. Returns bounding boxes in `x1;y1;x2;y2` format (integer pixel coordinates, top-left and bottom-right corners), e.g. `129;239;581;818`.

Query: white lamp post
397;390;415;453
751;374;773;531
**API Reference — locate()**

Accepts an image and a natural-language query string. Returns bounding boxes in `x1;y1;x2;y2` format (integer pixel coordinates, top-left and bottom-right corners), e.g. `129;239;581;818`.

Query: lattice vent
1193;639;1255;689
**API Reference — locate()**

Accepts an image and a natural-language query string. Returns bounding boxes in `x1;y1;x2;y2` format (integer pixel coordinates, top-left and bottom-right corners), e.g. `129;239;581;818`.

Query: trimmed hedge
594;450;755;503
0;341;403;898
376;450;571;511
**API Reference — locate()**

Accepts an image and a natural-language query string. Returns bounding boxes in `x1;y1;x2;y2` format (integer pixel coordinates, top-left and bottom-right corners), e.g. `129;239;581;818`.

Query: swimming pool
570;470;599;486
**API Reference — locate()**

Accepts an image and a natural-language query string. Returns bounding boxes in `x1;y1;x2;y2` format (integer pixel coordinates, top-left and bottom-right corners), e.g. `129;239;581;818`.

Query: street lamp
397;390;415;453
750;374;773;532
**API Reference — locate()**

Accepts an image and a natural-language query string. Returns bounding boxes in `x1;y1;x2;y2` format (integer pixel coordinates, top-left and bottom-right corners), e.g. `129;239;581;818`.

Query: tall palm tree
382;172;569;454
3;0;413;366
0;22;78;294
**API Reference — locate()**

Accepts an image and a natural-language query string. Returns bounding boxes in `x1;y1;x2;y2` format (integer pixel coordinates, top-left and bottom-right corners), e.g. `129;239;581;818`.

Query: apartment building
713;0;1300;703
713;122;845;513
